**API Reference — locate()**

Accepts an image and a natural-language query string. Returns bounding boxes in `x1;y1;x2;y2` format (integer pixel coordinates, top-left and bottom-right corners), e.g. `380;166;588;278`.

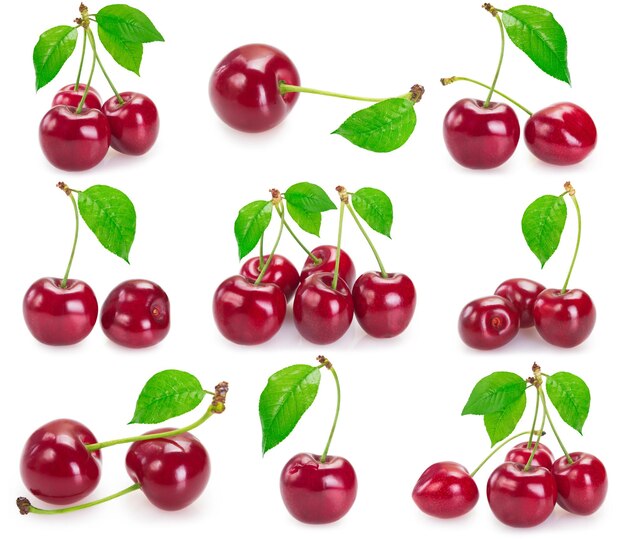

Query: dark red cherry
552;452;608;515
240;254;299;302
209;43;300;133
20;418;101;505
23;277;98;345
524;103;597;165
412;461;479;519
280;452;357;524
102;92;159;155
505;442;554;470
126;429;210;511
101;279;170;348
494;278;545;328
300;245;356;288
52;83;102;110
443;98;520;169
458;295;520;350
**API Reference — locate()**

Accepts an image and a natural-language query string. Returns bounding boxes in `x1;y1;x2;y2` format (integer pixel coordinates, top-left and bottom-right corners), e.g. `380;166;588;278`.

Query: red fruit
300;245;356;288
494;278;545;328
240;254;299;302
552;452;608;515
52;83;102;110
458;295;520;350
102;92;159;155
505;442;554;470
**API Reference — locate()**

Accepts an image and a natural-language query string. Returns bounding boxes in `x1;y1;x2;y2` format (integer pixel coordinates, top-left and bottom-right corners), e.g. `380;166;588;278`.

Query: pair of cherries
40;83;159;171
23;277;170;348
459;277;595;349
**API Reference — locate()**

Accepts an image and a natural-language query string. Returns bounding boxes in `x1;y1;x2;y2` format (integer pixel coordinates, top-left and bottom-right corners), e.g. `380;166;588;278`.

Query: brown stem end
564;181;576;197
316;355;333;370
56;181;71;196
482;3;497;16
335;186;349;204
440;77;455;86
16;497;31;515
409;84;425;103
211;381;229;413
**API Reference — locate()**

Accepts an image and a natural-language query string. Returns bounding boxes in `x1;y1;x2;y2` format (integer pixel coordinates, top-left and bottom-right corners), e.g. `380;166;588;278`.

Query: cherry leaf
462;372;527;416
286;203;322;236
484;393;527;447
98;25;143;75
521;194;567;268
546;372;590;434
352;187;393;238
234;200;273;259
95;4;164;43
33;26;78;91
284;183;336;213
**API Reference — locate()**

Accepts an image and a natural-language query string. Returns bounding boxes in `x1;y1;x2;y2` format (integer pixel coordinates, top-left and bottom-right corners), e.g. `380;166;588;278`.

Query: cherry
209;43;300;133
411;461;479;519
458;295;520;350
504;442;554;470
487;462;557;527
280;452;357;524
20;418;102;505
443;98;520;169
23;277;98;345
39;105;111;171
300;245;356;288
126;429;210;511
52;83;102;110
494;278;545;328
101;279;170;348
533;288;596;348
524;103;597;166
552;452;608;515
213;275;286;345
293;273;354;344
102;92;159;155
240;254;299;302
352;271;416;338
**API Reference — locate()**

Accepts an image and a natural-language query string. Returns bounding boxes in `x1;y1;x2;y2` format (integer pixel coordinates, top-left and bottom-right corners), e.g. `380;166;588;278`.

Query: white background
0;0;622;537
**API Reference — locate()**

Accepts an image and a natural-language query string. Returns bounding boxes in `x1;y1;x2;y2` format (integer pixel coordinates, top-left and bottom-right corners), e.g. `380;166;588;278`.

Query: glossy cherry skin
505;442;554;470
552;452;608;515
458;296;520;350
443;98;520;169
39;105;111;171
209;43;300;133
213;275;286;345
126;428;210;511
487;462;557;528
102;92;159;155
412;462;479;519
101;279;170;348
52;83;102;110
533;288;596;348
20;418;102;505
300;245;356;288
280;452;357;524
494;278;545;328
23;277;98;345
240;254;299;302
525;103;597;165
293;273;353;344
352;271;416;338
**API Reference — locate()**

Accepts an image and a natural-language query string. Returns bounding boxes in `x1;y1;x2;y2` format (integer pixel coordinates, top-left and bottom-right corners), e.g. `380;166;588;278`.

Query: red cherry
52;83;102;110
39;105;111;171
487;462;557;527
101;279;170;348
300;245;356;288
458;295;520;350
552;452;608;515
20;418;101;505
524;103;597;165
280;452;357;524
102;92;159;155
240;254;299;302
23;277;98;345
209;43;300;133
352;271;416;338
494;278;545;328
213;275;286;345
533;288;596;348
504;442;554;470
126;429;210;511
443;98;520;169
412;461;479;519
293;273;354;344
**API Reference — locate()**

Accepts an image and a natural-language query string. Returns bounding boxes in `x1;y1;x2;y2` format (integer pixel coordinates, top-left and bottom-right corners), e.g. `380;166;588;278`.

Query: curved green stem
441;76;532;115
320;367;341;464
527;390;540;449
258;234;265;272
75;29;88;90
562;194;582;293
524;406;547;471
254;204;285;285
60;191;80;289
470;430;541;477
276;206;321;264
280;82;386;103
346;203;387;277
484;12;506;107
75;44;97;114
539;387;573;464
86;28;123;104
331;201;346;290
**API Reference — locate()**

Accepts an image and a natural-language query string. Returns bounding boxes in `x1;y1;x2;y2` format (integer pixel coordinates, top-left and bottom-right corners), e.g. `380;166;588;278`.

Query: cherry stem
75;40;97;114
75;29;87;90
258;233;265;272
562;190;582;294
331;198;346;290
254;204;285;285
345;202;387;278
538;386;573;464
17;484;141;515
58;184;80;289
440;76;533;115
527;390;540;449
319;360;341;464
276;205;321;264
280;82;387;103
484;10;506;108
523;407;547;471
86;28;123;104
470;430;542;477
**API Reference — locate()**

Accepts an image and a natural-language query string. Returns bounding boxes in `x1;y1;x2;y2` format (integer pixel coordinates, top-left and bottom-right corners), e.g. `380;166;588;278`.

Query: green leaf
284;183;336;213
462;372;527;416
98;25;143;75
78;185;136;262
352;187;393;238
546;372;590;434
130;370;206;424
33;26;78;90
96;4;164;43
234;200;273;259
521;195;567;268
259;364;321;454
484;393;527;446
502;5;570;84
332;98;416;153
286;202;322;236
